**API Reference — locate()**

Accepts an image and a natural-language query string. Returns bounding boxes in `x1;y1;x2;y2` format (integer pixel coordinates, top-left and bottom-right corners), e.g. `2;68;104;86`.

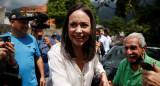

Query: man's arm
36;56;46;86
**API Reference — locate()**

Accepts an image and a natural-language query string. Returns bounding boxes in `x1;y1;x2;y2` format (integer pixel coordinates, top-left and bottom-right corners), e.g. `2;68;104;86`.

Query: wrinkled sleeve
94;55;105;76
48;44;71;86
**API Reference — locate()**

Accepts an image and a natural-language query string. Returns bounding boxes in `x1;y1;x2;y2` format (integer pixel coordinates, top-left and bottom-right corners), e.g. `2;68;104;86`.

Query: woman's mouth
74;36;84;41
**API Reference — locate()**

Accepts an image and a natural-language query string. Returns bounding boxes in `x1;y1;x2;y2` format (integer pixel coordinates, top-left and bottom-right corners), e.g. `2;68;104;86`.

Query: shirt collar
126;53;148;70
143;53;150;63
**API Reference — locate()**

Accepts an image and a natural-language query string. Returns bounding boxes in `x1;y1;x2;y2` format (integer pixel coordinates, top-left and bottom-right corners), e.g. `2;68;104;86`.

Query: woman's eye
70;23;77;28
81;23;88;28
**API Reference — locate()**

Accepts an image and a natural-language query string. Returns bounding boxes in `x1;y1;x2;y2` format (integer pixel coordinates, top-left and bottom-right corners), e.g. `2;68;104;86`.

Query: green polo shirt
113;53;160;86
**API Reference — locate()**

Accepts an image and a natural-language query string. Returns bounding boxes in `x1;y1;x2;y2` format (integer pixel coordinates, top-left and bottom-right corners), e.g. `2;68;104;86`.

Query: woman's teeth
76;37;82;39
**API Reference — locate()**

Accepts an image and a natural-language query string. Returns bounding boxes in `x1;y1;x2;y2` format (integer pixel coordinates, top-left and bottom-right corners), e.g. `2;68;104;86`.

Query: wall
0;24;12;35
0;7;5;24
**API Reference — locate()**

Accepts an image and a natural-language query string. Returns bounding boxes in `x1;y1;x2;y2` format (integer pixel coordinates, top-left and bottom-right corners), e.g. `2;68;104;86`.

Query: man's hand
43;37;52;48
36;56;45;86
40;76;46;86
0;41;16;66
96;41;101;55
108;81;116;86
5;42;16;66
141;62;160;86
0;41;8;61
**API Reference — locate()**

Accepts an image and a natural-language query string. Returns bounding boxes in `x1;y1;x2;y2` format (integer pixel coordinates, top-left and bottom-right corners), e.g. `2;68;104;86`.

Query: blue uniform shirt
37;38;55;77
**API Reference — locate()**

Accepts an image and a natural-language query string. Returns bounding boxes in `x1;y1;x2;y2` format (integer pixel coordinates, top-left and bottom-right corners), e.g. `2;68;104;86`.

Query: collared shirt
105;35;112;51
113;53;160;86
48;43;105;86
99;35;111;54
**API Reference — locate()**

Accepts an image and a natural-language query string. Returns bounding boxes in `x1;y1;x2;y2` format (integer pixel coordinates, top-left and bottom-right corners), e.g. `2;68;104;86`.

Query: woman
48;3;110;86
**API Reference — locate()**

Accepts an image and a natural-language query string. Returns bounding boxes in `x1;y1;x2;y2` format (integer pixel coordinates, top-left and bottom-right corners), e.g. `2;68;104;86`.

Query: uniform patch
21;11;26;16
11;15;16;19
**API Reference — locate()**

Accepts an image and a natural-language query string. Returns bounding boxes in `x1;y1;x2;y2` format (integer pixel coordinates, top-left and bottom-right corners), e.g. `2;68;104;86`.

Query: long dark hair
61;3;96;62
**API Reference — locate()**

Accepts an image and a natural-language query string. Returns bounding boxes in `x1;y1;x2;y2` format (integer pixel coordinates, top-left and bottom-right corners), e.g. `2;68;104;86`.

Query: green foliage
96;0;160;44
100;20;110;28
115;0;141;18
136;0;160;44
107;17;124;34
47;0;96;28
117;0;160;44
100;17;124;35
125;20;147;35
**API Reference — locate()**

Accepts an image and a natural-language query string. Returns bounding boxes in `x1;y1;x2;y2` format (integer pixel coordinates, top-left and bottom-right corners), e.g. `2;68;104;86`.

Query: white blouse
48;43;105;86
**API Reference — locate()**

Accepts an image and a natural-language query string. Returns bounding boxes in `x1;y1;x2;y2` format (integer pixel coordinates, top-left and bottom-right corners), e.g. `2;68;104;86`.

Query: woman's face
68;10;91;47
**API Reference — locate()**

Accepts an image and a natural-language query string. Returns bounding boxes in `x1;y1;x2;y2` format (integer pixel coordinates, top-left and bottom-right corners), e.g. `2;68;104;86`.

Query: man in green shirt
111;32;160;86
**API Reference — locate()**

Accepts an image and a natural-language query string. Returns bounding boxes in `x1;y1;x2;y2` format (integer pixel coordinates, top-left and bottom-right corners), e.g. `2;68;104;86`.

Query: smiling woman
68;10;91;49
61;3;97;62
48;3;110;86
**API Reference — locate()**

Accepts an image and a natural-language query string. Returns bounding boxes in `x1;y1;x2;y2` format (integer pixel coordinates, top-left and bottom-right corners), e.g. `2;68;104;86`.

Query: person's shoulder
106;36;111;41
121;58;127;62
1;32;10;37
102;35;107;38
100;35;107;41
26;34;37;40
119;58;128;66
48;43;64;61
26;34;35;38
49;43;61;52
53;42;61;48
49;37;56;45
107;36;111;39
146;54;160;66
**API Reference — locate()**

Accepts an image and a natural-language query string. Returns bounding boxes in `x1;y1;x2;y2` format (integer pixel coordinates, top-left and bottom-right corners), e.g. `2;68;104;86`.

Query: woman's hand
99;72;110;86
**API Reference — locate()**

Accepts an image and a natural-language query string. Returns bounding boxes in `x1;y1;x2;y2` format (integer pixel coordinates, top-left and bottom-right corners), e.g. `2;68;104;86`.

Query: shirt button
83;79;85;85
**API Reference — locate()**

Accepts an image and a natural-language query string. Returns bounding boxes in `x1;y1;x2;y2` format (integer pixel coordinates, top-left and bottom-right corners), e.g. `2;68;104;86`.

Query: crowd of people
0;3;160;86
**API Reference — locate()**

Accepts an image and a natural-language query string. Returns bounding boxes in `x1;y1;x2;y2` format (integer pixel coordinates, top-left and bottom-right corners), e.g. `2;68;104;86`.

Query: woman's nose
75;25;82;33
